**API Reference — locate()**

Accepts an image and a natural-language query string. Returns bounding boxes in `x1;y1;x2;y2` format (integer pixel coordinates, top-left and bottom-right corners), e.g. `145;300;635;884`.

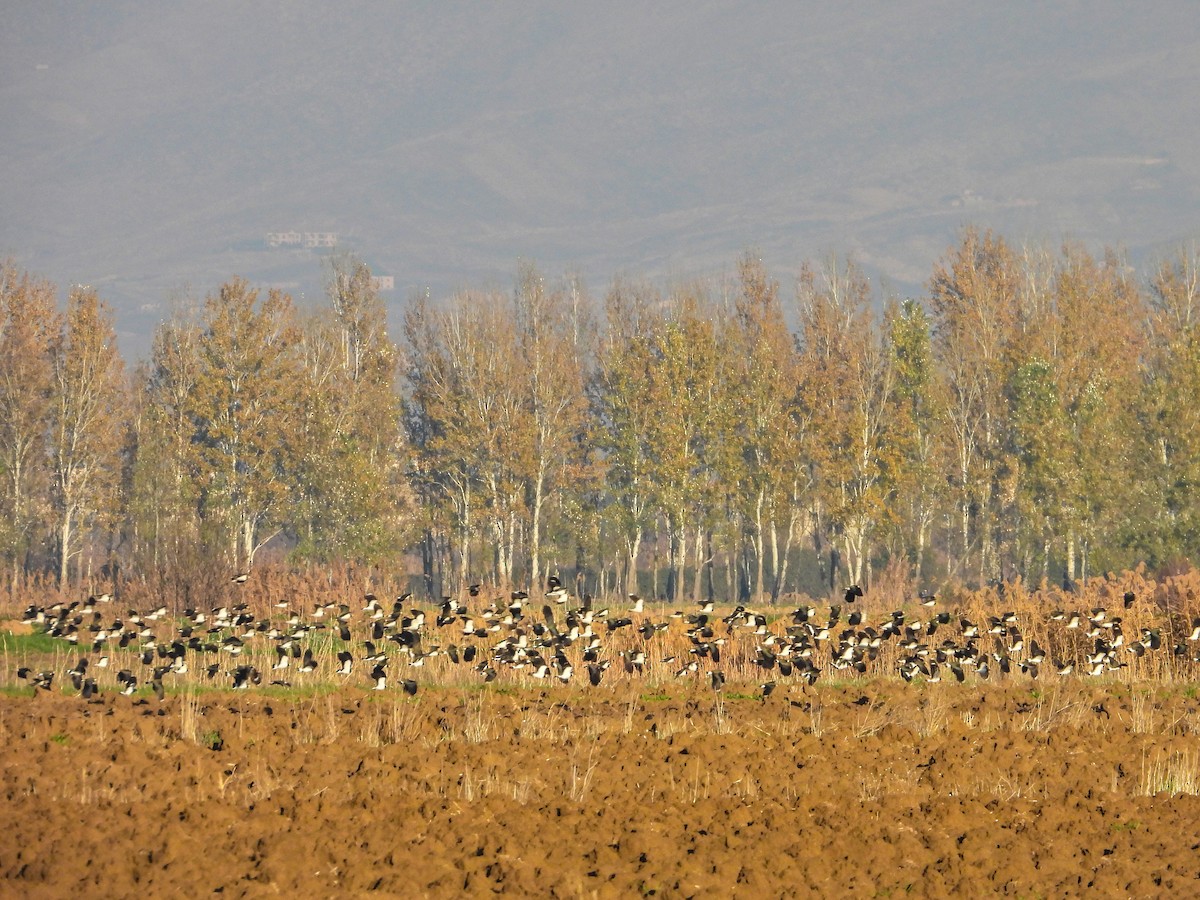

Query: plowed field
3;681;1199;897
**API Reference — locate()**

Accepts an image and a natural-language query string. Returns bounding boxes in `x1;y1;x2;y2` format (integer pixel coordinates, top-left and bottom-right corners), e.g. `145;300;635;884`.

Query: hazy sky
3;2;1198;357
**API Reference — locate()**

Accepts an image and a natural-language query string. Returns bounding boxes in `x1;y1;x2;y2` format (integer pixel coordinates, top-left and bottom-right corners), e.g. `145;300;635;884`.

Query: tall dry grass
6;563;1200;705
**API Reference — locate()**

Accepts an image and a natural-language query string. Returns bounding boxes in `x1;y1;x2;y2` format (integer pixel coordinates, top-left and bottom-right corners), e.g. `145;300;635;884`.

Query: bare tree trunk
735;538;747;602
843;521;866;585
651;534;660;602
530;467;545;589
960;499;970;582
812;514;826;595
438;529;450;598
421;527;436;597
492;518;509;587
753;489;765;603
666;514;687;602
457;485;471;593
724;532;735;602
58;512;72;586
768;518;780;604
690;523;703;602
625;533;641;599
242;517;256;569
456;523;468;594
506;511;517;587
705;529;715;603
915;514;928;582
230;516;239;571
771;515;797;604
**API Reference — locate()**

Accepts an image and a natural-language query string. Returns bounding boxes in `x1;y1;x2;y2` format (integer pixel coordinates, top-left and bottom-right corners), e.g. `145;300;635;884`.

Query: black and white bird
369;663;387;690
231;665;260;690
18;668;55;690
586;663;605;686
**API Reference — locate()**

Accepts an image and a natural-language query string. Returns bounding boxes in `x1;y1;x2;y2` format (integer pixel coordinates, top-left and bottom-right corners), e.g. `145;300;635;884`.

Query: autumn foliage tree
186;279;302;572
796;258;906;588
3;236;1200;604
928;229;1021;583
590;281;662;598
0;263;58;590
726;255;806;601
513;264;589;589
404;290;527;589
886;298;947;578
294;256;412;562
128;311;204;583
49;287;125;584
1135;248;1200;564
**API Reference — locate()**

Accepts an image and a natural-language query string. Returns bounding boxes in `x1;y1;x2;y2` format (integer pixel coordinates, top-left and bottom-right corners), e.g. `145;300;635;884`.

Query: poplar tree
513;264;589;588
887;298;947;579
0;263;58;588
49;287;126;584
928;229;1021;582
1135;248;1200;563
727;256;806;601
796;258;902;588
188;279;302;571
590;281;661;597
643;289;723;601
294;257;411;562
1040;245;1141;578
404;291;525;587
131;311;204;579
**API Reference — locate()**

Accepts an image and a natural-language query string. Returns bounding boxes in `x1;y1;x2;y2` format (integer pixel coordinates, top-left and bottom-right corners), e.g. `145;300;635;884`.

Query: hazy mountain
3;2;1198;357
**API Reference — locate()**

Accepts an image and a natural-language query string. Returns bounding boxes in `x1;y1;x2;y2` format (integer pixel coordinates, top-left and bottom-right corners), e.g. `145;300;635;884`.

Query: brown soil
2;682;1199;898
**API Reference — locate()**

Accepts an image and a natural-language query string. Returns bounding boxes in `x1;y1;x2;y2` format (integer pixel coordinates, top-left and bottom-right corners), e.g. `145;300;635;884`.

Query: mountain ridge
3;2;1198;357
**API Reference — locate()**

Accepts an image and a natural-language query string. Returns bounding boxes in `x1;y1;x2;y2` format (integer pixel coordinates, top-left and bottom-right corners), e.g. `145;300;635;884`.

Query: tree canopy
0;235;1197;602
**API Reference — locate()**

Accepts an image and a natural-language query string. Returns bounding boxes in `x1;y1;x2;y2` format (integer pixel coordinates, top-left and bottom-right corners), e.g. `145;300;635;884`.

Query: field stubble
5;566;1200;895
2;680;1200;897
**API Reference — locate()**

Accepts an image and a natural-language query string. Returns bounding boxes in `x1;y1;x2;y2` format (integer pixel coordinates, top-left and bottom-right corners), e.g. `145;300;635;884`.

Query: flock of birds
10;575;1200;701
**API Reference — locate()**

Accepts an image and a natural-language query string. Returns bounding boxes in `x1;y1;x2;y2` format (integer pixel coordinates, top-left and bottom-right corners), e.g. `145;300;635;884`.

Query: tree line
1;229;1198;603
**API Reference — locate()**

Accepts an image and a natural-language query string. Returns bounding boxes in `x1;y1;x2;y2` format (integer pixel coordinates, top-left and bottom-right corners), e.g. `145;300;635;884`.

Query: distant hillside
3;1;1198;357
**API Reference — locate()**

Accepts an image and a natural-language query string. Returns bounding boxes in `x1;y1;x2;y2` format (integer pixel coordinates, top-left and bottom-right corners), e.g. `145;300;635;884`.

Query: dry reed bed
7;565;1200;696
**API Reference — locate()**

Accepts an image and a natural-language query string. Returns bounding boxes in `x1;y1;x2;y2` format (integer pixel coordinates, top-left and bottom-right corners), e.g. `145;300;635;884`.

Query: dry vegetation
3;567;1200;896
